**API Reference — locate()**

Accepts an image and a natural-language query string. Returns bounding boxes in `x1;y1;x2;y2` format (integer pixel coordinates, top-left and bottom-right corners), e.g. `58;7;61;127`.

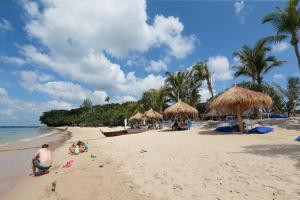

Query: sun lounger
270;114;288;118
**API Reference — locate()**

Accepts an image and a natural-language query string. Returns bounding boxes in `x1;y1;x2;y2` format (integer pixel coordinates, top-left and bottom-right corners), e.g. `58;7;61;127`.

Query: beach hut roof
164;99;198;117
129;112;143;121
143;108;163;120
210;86;272;132
210;86;272;111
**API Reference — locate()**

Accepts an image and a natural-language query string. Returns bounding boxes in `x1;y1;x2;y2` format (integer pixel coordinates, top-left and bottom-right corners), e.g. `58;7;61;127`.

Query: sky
0;0;299;125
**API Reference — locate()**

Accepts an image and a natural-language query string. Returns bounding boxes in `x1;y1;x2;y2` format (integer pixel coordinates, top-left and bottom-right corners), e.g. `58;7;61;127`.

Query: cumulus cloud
145;59;168;72
207;56;233;81
0;18;14;31
272;42;289;52
18;70;108;104
0;87;73;125
199;87;212;103
117;72;165;97
16;0;190;98
150;15;196;59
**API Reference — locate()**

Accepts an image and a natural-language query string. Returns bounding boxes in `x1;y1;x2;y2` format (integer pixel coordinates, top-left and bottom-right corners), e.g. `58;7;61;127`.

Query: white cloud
15;0;194;99
145;59;168;72
117;72;165;97
0;19;13;31
207;56;233;81
19;0;40;18
233;0;252;25
150;15;196;59
0;87;73;125
18;70;108;104
272;42;289;52
0;56;27;65
234;1;244;13
272;74;285;82
199;87;211;103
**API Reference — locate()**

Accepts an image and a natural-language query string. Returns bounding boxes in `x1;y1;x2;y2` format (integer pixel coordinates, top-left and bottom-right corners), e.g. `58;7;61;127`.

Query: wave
0;130;57;146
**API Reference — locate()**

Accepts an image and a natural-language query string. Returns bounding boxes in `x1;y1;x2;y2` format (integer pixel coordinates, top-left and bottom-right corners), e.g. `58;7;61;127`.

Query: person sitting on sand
32;144;52;176
69;141;88;155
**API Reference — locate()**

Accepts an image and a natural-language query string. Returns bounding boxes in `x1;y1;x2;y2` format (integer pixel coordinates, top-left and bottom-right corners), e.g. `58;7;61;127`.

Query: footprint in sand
172;184;183;192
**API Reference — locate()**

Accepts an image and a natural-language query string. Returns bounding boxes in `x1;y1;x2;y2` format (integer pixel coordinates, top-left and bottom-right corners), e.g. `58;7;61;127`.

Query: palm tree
140;87;169;112
192;62;214;98
165;71;187;102
273;76;300;116
155;87;170;112
186;70;202;106
233;39;285;85
262;0;300;70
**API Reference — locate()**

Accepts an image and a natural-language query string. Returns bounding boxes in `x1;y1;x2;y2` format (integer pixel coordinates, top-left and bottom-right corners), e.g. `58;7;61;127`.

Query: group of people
31;140;88;177
69;140;89;155
172;119;192;131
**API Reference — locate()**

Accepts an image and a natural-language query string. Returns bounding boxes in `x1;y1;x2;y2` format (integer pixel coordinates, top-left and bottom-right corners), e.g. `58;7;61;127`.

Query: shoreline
1;127;157;200
0;128;71;198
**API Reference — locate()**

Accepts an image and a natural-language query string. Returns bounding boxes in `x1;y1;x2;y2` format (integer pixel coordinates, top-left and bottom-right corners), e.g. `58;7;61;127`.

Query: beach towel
63;160;74;168
296;136;300;142
248;126;273;134
270;114;288;118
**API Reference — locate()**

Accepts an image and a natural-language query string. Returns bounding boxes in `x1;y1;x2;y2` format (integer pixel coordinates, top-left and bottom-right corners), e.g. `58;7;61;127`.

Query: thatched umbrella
164;99;198;118
129;112;144;121
210;86;272;132
143;108;163;120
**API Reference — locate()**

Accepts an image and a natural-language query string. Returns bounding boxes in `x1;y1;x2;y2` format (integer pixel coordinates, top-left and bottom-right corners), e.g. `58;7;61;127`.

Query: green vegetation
40;102;140;127
233;38;285;84
273;77;300;116
192;62;214;98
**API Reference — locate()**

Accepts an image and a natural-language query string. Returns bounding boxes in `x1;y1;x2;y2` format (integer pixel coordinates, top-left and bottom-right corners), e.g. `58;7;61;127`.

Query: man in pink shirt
31;144;52;176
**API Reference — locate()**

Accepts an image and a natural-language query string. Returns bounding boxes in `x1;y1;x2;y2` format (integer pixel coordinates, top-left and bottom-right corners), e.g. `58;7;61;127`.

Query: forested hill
39;101;140;127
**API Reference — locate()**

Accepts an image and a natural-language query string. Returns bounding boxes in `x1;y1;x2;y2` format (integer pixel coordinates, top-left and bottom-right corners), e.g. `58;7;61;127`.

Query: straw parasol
142;108;163;120
210;85;272;132
164;99;198;118
129;112;143;121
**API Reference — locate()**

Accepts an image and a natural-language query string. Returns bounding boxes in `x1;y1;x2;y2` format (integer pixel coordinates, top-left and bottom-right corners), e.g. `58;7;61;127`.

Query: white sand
2;122;300;200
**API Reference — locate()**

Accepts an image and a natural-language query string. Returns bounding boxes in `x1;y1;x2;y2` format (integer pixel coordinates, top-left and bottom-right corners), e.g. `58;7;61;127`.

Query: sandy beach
1;120;300;200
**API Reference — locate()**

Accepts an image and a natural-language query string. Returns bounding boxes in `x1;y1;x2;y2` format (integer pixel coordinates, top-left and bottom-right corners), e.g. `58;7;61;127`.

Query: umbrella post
236;105;244;132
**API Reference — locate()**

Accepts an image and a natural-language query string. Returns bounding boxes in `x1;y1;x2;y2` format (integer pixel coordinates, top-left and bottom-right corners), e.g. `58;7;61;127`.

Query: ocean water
0;126;56;145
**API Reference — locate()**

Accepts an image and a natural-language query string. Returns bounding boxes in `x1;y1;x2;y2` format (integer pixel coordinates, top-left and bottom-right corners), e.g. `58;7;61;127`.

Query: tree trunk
293;43;300;71
236;105;244;133
207;79;214;98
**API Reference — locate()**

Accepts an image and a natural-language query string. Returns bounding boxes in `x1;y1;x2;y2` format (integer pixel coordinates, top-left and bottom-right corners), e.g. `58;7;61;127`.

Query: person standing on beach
31;144;52;176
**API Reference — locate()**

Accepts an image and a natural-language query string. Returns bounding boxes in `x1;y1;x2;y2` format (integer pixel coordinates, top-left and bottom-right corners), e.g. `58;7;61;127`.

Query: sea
0;126;56;146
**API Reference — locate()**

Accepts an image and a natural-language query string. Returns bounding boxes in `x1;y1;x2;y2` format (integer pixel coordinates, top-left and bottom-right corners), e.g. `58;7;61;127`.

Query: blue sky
0;0;299;125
